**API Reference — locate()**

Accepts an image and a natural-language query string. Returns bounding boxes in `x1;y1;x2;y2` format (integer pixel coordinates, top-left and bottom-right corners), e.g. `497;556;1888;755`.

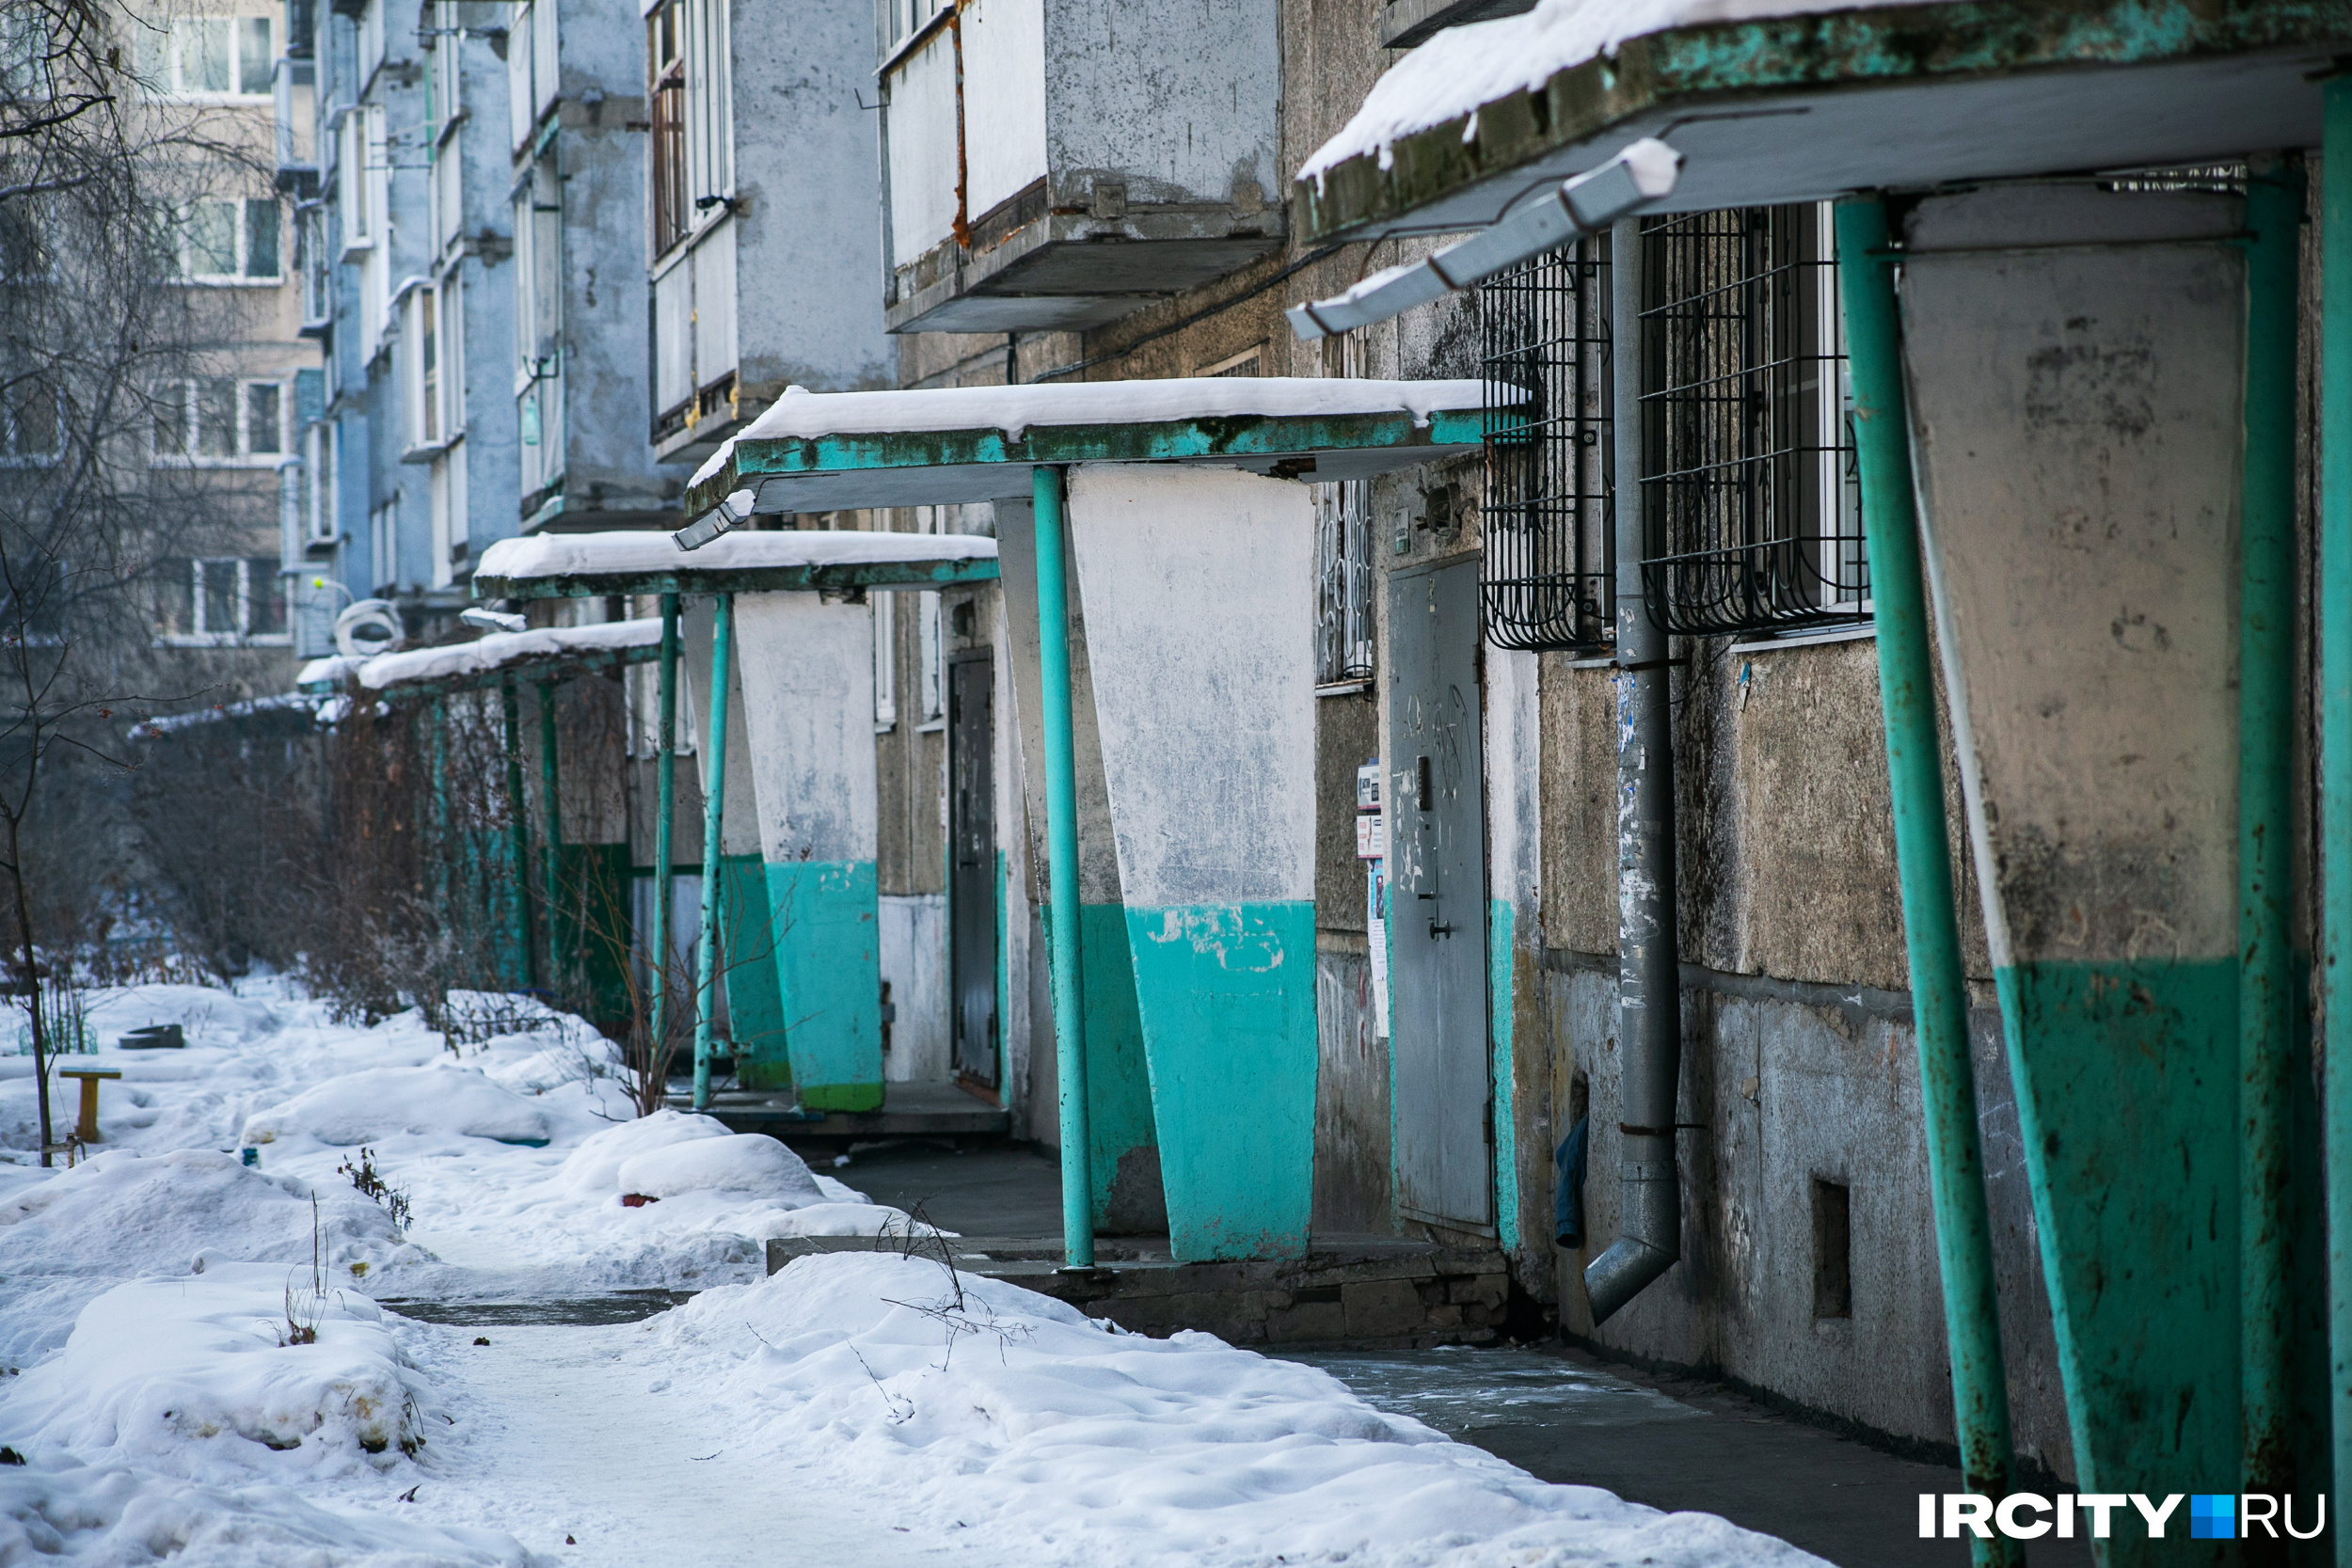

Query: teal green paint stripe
2323;77;2352;1545
1995;958;2240;1514
1076;903;1159;1231
717;853;789;1090
766;859;882;1112
1488;899;1520;1253
1124;901;1317;1261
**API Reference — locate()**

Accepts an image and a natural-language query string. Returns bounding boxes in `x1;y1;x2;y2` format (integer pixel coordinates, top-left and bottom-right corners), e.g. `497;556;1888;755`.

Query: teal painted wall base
1072;902;1159;1231
719;853;792;1090
1488;899;1520;1253
767;859;882;1112
1123;900;1317;1260
1995;958;2241;1516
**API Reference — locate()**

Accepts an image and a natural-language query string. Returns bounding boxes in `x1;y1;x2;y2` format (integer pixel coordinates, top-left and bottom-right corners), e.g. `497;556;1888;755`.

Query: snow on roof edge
1296;0;1947;189
356;618;662;690
475;529;1001;585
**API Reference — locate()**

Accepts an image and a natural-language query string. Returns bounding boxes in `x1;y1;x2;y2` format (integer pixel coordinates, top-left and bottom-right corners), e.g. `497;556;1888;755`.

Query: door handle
1428;918;1455;939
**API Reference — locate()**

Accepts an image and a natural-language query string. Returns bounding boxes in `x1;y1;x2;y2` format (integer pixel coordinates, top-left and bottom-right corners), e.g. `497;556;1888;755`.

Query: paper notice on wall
1367;860;1390;1039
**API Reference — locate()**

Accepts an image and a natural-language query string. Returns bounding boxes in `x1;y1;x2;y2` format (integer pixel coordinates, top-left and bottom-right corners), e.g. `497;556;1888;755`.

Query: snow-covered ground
1;980;1822;1566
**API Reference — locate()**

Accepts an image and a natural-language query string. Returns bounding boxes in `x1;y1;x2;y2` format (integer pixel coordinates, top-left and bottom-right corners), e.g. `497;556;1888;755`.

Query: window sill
916;718;946;735
1728;622;1876;656
177;276;287;289
1315;678;1373;699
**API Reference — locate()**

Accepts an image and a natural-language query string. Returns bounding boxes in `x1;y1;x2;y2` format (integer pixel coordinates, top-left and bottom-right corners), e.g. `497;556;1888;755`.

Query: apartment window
515;156;562;499
871;592;898;731
303;420;338;546
875;0;952;62
648;0;688;256
1200;344;1263;378
405;284;459;450
425;0;461;135
1638;203;1866;637
152;378;284;464
340;112;373;250
369;499;397;592
298;205;331;325
918;589;943;723
157;557;289;643
1480;235;1613;651
179;198;282;282
140;16;274;97
1;383;61;467
1314;481;1374;689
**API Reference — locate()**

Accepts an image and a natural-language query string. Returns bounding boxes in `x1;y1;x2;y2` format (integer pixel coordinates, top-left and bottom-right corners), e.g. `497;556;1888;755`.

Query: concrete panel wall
961;0;1048;216
1044;0;1279;210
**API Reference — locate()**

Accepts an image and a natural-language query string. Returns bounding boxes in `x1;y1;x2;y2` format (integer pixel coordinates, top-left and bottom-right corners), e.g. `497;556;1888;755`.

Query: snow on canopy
351;617;661;690
1297;0;1948;186
474;527;1001;584
689;376;1496;487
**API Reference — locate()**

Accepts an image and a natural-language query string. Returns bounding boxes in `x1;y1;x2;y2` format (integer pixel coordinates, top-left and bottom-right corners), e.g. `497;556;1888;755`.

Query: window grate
1479;235;1613;652
1315;479;1374;686
1637;205;1867;639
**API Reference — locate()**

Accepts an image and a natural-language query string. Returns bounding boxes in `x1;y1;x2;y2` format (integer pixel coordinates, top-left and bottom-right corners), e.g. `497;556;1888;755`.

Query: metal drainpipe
650;594;679;1087
1584;215;1683;1325
1835;195;2022;1563
691;593;733;1112
537;676;563;988
2238;155;2303;1501
501;675;534;990
2318;81;2352;1542
1032;463;1096;1270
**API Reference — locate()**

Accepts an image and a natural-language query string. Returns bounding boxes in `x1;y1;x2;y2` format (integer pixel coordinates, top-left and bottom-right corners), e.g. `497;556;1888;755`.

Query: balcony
878;0;1282;334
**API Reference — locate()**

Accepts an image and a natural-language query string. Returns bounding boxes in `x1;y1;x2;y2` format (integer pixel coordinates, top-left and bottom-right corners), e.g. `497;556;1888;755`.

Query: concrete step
669;1079;1009;1141
765;1232;1511;1350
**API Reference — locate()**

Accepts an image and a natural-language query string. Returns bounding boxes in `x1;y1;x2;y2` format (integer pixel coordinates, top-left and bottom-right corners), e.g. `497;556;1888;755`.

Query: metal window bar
1637;204;1867;638
1315;478;1375;685
1480;234;1614;651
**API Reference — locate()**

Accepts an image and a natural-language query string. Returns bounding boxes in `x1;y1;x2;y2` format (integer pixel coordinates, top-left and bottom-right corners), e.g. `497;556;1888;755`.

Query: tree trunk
4;813;53;1166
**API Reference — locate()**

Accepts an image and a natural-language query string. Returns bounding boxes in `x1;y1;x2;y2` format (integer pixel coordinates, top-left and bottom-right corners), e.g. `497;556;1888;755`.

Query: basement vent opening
1478;234;1613;653
1638;204;1868;639
1812;1177;1852;1321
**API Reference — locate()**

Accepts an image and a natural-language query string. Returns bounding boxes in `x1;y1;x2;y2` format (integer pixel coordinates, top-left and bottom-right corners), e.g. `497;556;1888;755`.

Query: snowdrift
241;1065;552;1148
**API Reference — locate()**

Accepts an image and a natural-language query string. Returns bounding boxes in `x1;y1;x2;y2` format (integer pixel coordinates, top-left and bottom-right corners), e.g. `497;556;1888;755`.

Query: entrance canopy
296;618;665;700
472;529;1000;600
1290;2;2348;244
677;376;1497;524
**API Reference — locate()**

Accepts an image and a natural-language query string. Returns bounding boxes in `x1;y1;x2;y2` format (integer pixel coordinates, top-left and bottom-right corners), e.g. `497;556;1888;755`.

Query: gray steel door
1386;558;1492;1228
949;655;999;1086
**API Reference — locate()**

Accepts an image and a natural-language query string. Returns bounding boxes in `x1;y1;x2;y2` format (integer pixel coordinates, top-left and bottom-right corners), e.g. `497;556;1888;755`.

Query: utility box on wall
877;0;1283;333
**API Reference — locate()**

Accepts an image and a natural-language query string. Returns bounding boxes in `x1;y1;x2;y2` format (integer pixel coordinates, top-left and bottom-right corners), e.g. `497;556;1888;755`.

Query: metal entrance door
948;654;999;1085
1386;558;1492;1228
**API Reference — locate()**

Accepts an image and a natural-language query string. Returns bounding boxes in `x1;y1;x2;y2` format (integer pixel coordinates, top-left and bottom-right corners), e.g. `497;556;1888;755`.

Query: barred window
1314;479;1374;687
1638;203;1866;637
1478;235;1613;652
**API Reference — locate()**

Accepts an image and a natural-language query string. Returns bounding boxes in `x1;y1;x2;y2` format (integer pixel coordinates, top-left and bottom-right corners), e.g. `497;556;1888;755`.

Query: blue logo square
2189;1494;2235;1541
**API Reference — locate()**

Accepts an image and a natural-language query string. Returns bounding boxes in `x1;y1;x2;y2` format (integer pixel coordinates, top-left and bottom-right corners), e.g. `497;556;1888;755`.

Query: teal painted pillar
537;677;563;989
2321;81;2352;1554
1034;463;1096;1270
650;594;679;1087
2239;154;2304;1502
691;593;734;1111
1836;197;2021;1562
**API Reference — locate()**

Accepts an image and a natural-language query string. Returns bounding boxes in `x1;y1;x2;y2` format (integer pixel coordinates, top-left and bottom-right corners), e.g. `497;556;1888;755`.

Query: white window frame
370;498;399;593
143;15;276;101
0;387;63;468
159;557;292;646
151;377;289;467
177;196;283;284
403;282;459;453
917;588;943;727
873;590;897;732
304;420;339;546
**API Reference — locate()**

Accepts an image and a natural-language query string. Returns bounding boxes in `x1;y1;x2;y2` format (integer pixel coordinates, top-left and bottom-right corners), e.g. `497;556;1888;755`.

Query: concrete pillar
1899;182;2254;1524
732;593;884;1111
1067;464;1318;1260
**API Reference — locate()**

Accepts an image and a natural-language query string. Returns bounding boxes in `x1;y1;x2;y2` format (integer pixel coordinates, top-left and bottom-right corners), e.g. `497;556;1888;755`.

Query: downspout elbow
1582;1155;1678;1324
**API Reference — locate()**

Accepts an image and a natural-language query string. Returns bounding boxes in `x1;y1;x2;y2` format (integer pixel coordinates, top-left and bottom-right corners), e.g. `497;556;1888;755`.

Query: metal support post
1834;196;2021;1565
2319;83;2352;1559
2239;154;2304;1499
651;594;679;1088
501;675;535;990
1033;464;1095;1269
537;676;564;988
691;594;733;1112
